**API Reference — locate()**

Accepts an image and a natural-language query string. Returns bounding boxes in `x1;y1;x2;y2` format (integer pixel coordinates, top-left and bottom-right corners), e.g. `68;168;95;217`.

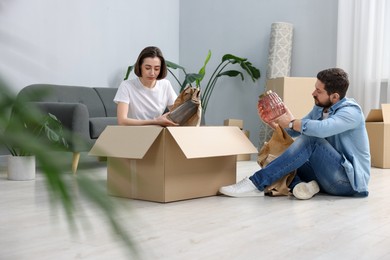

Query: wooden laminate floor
1;158;390;260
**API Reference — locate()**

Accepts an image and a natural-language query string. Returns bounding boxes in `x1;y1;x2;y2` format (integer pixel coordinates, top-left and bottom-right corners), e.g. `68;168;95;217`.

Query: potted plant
170;51;261;115
0;79;136;255
5;111;68;180
124;50;261;116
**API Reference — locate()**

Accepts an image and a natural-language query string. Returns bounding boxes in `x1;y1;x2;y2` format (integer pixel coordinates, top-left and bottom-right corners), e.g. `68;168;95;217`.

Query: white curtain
337;0;390;116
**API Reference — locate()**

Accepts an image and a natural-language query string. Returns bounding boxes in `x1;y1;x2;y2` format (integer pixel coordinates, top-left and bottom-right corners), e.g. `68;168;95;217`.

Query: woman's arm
116;102;177;126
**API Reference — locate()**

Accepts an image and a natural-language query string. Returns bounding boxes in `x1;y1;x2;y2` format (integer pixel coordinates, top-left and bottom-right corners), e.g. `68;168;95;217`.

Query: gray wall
179;0;338;146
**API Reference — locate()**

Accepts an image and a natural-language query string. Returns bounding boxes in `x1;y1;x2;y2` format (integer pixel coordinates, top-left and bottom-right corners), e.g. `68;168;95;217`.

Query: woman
114;46;178;126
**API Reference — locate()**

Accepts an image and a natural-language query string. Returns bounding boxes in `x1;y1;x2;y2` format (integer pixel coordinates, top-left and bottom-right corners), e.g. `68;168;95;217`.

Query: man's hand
257;105;278;129
258;103;295;129
274;105;295;128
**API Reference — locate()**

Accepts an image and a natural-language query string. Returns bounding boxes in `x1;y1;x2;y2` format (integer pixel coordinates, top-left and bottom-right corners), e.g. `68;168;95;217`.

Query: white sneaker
219;177;264;197
293;180;320;200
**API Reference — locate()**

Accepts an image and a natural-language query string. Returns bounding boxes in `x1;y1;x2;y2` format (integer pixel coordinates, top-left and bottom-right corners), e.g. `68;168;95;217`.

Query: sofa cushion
93;88;118;117
89;117;118;139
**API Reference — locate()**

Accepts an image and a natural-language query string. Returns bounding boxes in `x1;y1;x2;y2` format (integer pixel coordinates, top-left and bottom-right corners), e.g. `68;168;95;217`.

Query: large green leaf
124;65;134;80
196;50;212;87
180;73;203;91
240;61;261;82
218;70;244;80
186;73;203;83
222;54;247;63
166;60;185;70
43;114;68;147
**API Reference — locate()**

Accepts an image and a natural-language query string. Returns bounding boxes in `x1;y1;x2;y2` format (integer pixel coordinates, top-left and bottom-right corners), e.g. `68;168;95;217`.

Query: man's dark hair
134;46;167;79
317;68;349;99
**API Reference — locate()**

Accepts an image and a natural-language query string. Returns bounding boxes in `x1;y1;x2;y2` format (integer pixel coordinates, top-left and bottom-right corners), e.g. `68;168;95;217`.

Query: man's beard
314;97;332;109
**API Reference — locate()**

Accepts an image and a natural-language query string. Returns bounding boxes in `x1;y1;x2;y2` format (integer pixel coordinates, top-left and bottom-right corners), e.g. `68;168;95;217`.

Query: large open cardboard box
89;126;258;202
266;77;316;118
223;119;251;161
365;104;390;168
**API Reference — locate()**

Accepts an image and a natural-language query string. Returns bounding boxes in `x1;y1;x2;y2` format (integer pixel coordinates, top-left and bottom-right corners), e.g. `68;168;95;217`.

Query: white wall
0;0;179;159
0;0;338;157
0;0;180;93
179;0;338;146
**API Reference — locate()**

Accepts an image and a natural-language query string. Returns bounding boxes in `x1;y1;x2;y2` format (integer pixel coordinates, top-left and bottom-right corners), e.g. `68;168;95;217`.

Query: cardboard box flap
366;104;390;123
89;126;163;158
167;126;258;159
382;104;390;123
366;109;382;122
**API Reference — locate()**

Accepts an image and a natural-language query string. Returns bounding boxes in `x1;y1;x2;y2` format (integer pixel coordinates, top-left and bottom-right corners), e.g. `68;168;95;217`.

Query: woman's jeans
249;135;357;196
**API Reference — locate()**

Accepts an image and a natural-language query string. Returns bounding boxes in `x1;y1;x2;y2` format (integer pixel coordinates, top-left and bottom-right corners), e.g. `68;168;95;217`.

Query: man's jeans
249;135;357;196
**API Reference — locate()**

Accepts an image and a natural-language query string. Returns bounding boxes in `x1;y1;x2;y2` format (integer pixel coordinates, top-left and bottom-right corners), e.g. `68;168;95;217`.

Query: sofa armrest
31;102;94;151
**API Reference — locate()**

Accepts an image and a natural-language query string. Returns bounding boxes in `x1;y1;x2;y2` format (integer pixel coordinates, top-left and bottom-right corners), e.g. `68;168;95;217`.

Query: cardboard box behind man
266;77;316;118
365;104;390;168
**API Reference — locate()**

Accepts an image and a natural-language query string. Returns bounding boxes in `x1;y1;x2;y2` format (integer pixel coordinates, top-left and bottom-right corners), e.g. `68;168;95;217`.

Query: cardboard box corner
365;104;390;168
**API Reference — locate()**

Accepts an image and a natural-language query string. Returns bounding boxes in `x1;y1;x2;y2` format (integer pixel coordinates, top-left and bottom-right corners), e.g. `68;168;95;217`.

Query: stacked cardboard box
365;104;390;168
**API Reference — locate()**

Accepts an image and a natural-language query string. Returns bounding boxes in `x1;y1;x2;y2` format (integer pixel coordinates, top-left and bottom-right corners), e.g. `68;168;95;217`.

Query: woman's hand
117;102;178;126
155;113;179;127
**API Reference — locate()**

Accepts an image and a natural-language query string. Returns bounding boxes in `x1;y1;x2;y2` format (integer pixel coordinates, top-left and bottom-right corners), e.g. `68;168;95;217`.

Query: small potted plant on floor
4;111;68;181
0;79;136;255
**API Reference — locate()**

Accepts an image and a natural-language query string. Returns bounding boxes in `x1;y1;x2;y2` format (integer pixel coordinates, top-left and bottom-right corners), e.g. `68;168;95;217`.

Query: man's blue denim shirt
287;97;371;194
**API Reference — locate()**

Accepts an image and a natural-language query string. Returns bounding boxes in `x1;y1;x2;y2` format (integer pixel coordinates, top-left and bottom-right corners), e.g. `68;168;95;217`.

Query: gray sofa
15;84;118;173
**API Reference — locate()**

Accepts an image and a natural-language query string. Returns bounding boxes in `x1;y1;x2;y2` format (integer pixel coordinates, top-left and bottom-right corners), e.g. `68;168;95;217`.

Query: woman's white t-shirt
114;78;177;120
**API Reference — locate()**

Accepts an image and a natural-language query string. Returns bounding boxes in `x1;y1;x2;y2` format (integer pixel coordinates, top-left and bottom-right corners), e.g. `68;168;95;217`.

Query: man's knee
298;135;328;146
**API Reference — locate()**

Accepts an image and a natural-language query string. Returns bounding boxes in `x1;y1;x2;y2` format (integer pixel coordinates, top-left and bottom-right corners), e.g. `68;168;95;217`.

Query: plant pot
7;155;36;181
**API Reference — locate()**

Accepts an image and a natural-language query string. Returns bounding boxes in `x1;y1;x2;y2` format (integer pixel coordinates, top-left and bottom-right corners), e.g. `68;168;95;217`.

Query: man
219;68;371;199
